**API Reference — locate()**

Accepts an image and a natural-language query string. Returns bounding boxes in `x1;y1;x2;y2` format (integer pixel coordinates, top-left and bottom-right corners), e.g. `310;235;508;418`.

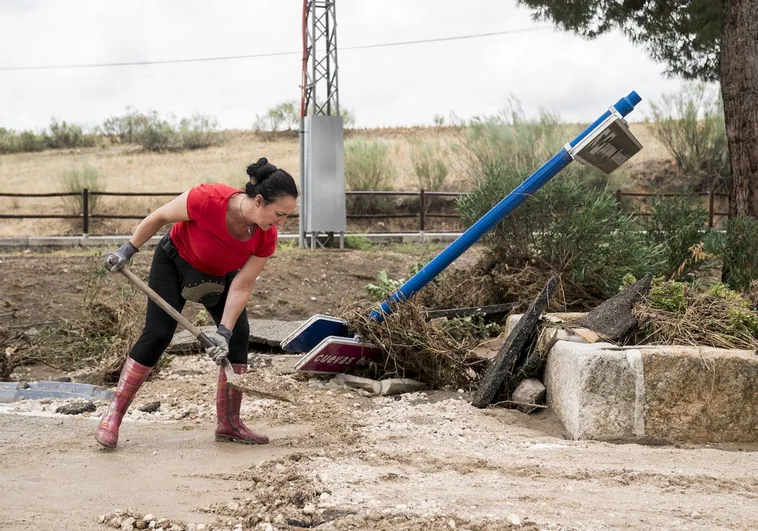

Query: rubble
511;379;546;414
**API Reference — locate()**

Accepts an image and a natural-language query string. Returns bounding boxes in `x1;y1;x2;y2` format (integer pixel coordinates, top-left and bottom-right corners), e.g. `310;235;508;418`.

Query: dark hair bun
246;158;278;184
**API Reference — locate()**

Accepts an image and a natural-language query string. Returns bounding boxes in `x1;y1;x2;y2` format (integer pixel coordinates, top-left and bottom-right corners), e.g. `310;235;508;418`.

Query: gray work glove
205;324;233;366
104;241;139;272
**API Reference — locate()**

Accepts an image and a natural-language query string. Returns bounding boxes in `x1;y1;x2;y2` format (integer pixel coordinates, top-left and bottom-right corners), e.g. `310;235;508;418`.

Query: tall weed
344;139;396;214
58;164;102;217
722;216;758;292
647;82;729;192
410;138;450;192
638;195;712;279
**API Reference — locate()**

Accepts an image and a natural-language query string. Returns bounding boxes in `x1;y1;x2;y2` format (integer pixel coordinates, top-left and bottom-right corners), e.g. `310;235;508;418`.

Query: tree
518;0;758;218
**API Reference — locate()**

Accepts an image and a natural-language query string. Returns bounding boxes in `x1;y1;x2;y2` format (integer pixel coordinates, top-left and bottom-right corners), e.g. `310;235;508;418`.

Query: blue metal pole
369;91;642;322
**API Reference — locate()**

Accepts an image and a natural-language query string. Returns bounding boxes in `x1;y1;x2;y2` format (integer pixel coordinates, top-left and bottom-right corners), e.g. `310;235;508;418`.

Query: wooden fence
0;189;730;236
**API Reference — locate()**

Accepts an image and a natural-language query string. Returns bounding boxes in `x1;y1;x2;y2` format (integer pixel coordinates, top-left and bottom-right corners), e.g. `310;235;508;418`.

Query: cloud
0;0;710;132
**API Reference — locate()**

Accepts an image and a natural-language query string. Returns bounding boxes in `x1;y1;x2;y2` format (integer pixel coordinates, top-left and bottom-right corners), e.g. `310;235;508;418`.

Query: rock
319;492;332;504
448;519;457;528
135;520;147;530
511;378;546;413
138;401;162;413
120;517;136;530
185;524;196;531
506;513;521;526
195;525;205;531
227;501;240;511
302;504;316;515
578;273;652;341
379;378;427;396
143;514;155;523
545;340;758;443
55;401;96;415
331;374;380;395
273;514;287;525
97;515;106;524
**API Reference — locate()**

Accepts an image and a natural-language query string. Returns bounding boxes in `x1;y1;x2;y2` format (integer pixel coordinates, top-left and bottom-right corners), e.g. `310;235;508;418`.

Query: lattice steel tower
299;0;346;249
301;0;340;118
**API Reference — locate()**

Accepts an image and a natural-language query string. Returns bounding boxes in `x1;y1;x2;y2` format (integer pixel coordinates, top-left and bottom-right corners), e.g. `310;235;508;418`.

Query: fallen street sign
571;112;643;174
294;336;382;374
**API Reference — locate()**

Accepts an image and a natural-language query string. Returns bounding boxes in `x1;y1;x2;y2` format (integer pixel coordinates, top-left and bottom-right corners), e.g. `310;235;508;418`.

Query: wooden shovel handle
119;265;215;350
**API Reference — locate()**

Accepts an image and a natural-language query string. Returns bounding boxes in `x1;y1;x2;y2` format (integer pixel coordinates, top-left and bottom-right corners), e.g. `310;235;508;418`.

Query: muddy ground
2;248;758;530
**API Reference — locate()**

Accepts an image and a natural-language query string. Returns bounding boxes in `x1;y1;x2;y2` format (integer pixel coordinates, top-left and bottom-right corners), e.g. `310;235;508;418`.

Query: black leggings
128;245;249;367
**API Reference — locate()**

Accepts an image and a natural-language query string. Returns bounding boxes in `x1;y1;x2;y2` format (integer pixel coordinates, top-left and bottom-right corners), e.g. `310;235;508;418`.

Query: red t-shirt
169;183;277;276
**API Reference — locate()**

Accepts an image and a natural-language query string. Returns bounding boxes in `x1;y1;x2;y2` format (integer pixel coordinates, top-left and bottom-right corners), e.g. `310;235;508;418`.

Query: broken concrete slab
544;339;758;443
378;378;427;396
168;319;306;354
332;374;381;395
511;378;546;413
0;381;114;403
253;354;302;374
578;273;652;341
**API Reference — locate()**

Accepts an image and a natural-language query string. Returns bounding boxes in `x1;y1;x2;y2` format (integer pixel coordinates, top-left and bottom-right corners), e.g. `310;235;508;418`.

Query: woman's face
249;194;297;230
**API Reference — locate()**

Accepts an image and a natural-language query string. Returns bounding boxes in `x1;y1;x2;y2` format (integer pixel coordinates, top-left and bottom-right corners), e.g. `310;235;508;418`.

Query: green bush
17;130;45;153
58;164;102;216
639;194;711;279
722;216;758;292
179;113;219;150
48;118;97;149
101;107;150;144
138;112;181;152
253;100;299;132
458;163;665;298
647;82;729;192
344;139;396;214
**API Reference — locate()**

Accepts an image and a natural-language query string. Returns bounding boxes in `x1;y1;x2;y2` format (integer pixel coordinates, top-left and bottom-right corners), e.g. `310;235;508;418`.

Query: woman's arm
129;191;191;249
220;254;270;330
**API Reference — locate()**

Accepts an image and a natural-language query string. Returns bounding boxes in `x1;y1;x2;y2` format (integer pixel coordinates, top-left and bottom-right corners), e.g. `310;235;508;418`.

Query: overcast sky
0;0;712;132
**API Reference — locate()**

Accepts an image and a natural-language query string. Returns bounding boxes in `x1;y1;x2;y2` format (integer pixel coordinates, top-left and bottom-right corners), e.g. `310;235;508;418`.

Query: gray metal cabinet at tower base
302;115;347;234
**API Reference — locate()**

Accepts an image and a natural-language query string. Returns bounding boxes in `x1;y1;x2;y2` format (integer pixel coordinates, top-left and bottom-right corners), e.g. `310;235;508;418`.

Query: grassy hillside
0;123;670;237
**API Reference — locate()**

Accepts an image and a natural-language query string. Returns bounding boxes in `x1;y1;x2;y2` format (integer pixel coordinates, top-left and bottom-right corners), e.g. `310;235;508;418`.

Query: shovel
119;265;294;404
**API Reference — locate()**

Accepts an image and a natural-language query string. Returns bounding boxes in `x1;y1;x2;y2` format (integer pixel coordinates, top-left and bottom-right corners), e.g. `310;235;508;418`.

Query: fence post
614;189;622;209
419;189;426;232
82;188;89;237
708;189;715;229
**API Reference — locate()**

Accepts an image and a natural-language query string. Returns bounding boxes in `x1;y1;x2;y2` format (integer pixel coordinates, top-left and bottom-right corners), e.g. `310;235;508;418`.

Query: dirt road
2;355;757;531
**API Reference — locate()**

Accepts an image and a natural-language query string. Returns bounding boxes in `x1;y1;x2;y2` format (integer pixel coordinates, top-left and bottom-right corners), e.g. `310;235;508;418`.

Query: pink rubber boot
94;357;151;449
215;363;269;445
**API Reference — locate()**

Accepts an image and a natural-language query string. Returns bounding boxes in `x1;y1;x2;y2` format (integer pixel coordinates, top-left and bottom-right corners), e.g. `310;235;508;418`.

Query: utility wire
0;26;550;72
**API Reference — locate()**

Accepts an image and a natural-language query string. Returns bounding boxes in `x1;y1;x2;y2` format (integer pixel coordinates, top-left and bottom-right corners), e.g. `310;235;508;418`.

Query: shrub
410;138;450;192
722;216;758;292
138;112;181;152
638;194;711;279
179;113;219;150
458;163;665;298
17;130;45;153
58;164;102;216
48;118;97;149
647;82;729;192
344;139;396;214
452;99;605;188
253;100;299;133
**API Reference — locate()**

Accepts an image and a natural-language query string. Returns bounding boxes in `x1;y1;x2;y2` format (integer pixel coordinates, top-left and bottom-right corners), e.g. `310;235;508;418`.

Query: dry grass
632;283;758;350
341;300;496;390
0;124;669;237
9;255;154;384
